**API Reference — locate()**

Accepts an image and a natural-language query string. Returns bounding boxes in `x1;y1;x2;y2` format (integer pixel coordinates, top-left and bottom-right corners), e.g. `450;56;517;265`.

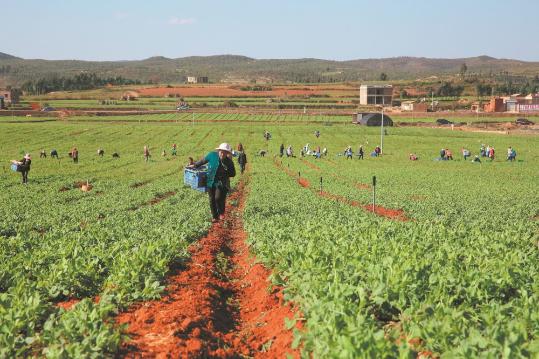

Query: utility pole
380;96;385;155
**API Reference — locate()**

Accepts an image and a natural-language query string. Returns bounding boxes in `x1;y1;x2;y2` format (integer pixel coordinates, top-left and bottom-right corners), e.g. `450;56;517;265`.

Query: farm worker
11;153;31;184
374;146;381;156
162;149;166;157
445;149;453;160
507;147;516;161
97;148;104;156
70;147;79;163
315;130;320;138
190;143;236;223
472;155;481;163
357;145;364;160
237;146;247;174
50;149;58;159
279;143;285;157
345;146;353;159
143;145;150;162
187;157;195;166
171;144;177;156
286;145;293;157
489;147;495;161
40;149;47;158
439;148;446;160
485;145;491;158
480;144;486;157
322;147;327;157
462;148;470;160
409;153;418;161
303;143;310;153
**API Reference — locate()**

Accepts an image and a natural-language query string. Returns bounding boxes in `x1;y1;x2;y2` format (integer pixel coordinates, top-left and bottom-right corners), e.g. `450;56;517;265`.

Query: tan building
401;101;428;112
359;84;393;106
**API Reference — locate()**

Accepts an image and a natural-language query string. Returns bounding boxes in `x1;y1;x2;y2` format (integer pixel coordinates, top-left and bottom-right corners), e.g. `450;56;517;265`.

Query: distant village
360;84;539;113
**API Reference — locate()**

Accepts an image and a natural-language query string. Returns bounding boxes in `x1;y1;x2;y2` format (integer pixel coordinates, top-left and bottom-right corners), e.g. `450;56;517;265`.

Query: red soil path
116;178;302;358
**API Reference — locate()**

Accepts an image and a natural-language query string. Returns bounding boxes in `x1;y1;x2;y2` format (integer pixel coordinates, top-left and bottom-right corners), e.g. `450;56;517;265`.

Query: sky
3;0;539;62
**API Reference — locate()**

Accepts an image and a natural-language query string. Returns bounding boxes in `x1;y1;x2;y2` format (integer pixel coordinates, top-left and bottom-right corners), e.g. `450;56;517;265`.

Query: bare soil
116;178;302;358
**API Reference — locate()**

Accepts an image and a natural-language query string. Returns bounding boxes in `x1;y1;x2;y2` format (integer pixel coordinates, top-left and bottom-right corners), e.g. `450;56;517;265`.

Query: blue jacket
195;151;236;189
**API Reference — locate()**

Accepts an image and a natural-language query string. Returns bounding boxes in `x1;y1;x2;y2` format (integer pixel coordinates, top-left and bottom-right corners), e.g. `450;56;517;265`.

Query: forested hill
1;52;539;86
0;52;20;60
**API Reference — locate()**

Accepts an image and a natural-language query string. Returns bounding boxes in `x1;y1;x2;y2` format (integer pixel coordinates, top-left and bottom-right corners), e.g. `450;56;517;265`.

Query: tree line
21;73;141;95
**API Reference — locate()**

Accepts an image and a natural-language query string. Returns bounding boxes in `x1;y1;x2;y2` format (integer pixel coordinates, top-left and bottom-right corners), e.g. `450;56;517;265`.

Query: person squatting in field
507;147;517;161
190;143;236;223
11;153;31;184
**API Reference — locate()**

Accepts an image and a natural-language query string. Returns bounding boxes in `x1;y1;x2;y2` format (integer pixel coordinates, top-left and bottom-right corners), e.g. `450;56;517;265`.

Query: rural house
187;76;209;84
0;88;20;108
401;101;428;112
359;84;393;106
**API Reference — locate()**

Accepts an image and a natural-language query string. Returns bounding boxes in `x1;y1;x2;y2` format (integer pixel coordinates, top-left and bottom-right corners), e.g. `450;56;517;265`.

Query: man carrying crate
188;143;236;223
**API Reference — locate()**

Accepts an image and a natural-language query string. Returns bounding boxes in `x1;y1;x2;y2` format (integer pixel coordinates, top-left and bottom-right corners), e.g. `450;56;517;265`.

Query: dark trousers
239;164;246;174
208;186;227;219
21;171;28;184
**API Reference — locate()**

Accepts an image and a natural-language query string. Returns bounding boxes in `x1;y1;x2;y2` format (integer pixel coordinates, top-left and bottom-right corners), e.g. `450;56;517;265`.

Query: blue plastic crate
183;167;207;192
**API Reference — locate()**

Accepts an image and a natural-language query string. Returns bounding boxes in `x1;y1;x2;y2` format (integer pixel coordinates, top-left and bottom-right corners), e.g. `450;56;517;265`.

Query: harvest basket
184;167;207;192
10;163;20;172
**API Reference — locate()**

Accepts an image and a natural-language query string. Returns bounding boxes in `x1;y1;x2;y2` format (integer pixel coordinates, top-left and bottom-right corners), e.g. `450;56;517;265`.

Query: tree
380;73;388;81
459;63;468;77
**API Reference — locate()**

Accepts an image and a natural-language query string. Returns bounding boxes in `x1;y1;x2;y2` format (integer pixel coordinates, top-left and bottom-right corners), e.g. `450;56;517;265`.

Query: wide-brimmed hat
216;143;232;153
24;153;31;160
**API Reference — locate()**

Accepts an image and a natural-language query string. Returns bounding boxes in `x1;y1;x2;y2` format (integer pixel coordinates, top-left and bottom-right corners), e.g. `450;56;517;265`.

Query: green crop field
0;117;538;357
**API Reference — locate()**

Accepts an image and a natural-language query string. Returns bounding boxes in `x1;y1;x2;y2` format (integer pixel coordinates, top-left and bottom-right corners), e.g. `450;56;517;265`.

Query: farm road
116;176;302;358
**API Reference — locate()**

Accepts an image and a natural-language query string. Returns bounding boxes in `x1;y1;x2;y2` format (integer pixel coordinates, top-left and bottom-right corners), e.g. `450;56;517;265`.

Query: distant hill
0;52;20;60
1;54;539;87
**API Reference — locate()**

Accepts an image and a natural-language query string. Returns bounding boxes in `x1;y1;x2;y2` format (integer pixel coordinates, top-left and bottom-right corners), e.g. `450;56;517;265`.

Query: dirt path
116;177;302;358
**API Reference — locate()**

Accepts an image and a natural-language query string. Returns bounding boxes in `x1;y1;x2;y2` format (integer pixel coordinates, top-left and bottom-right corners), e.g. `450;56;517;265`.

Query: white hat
216;143;232;153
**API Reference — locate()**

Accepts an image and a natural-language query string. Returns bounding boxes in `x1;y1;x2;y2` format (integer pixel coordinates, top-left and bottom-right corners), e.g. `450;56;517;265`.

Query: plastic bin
183;167;207;192
10;163;20;172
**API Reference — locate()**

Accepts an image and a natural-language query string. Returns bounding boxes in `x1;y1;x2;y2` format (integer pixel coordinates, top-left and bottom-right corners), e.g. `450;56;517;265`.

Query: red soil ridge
274;159;408;221
300;158;321;171
116;178;303;358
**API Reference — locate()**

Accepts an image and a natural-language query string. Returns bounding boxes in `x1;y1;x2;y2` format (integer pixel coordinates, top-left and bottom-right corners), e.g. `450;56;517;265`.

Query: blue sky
3;0;539;61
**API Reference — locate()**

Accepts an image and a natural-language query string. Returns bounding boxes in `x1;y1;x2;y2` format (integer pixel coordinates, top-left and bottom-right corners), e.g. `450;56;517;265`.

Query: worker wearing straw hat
190;143;236;223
